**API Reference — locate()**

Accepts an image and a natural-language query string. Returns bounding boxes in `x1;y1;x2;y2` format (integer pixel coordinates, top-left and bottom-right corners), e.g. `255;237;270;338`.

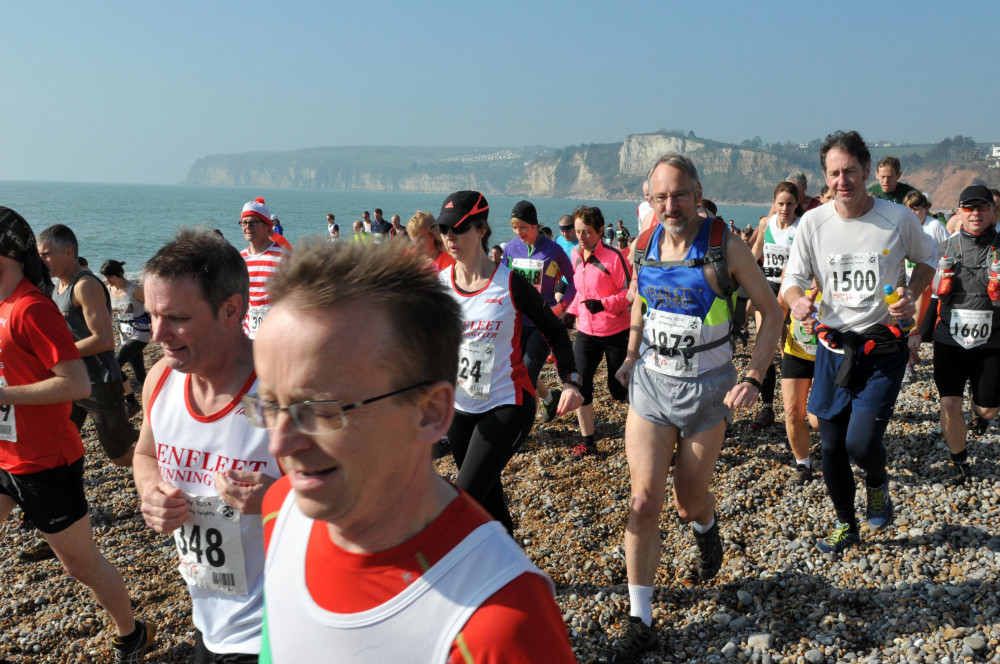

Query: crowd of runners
0;128;998;662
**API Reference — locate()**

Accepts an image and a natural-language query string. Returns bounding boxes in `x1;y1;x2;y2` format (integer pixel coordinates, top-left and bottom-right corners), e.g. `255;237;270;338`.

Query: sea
0;181;769;279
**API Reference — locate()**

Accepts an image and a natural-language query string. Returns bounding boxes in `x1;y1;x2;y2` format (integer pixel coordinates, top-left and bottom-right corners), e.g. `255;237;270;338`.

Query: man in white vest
133;229;279;663
251;241;577;663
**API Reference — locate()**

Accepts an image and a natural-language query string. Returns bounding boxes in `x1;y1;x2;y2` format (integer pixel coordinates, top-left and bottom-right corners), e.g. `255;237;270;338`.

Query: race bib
511;258;544;287
246;305;271;337
119;322;135;338
949;309;992;349
762;243;790;282
0;377;16;443
827;252;880;308
790;319;818;356
456;339;495;400
643;310;702;378
174;494;248;596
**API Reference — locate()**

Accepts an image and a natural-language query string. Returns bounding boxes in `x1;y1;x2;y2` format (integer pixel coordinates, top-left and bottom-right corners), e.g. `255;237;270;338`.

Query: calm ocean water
0;181;768;279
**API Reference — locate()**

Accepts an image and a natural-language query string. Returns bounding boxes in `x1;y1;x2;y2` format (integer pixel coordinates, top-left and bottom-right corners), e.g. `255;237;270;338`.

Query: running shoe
571;443;598;460
816;520;860;554
540;388;562;423
692;516;723;581
970;415;991;437
947;462;972;486
789;463;813;485
18;540;55;562
865;482;895;530
112;620;156;663
595;616;658;663
750;406;774;430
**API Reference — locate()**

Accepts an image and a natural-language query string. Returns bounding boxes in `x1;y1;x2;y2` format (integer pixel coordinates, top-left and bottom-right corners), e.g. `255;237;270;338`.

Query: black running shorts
0;457;88;534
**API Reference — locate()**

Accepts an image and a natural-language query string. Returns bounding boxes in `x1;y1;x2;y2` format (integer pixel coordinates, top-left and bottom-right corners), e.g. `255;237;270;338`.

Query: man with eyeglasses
251;241;576;663
914;185;1000;486
782;131;936;555
134;229;279;664
603;153;782;663
239;198;289;340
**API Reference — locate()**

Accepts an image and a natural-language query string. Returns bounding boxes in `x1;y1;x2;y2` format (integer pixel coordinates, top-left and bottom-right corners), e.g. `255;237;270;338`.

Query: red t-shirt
262;478;576;663
0;278;85;473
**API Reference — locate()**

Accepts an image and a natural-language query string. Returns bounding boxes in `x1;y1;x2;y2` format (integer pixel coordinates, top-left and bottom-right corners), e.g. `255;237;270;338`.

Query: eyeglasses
239;219;263;228
650;189;693;206
242;380;432;434
959;203;992;213
435;223;475;235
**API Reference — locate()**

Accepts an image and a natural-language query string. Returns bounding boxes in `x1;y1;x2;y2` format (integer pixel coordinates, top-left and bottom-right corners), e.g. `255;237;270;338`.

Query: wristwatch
563;372;582;390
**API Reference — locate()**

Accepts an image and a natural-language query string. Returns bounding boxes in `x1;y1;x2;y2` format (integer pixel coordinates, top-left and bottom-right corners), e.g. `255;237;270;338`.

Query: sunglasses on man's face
959;202;992;213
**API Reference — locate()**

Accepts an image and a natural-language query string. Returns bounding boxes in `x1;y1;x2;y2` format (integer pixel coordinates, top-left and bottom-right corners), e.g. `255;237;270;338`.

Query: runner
438;191;582;533
239;198;289;340
901;190;948;384
501;200;577;423
567;205;632;459
782;130;936;554
134;229;280;663
866;156;917;204
914;185;1000;485
602;154;782;662
406;210;455;271
37;224;138;467
749;181;804;429
781;283;821;484
0;207;154;662
251;240;577;663
101;259;151;416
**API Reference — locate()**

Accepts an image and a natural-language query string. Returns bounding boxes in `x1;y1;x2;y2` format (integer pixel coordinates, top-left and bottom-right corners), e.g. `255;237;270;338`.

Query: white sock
692;515;715;534
796;457;811;468
541;391;554;405
628;584;654;626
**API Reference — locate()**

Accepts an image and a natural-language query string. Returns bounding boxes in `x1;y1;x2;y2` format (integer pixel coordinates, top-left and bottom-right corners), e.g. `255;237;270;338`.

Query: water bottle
883;285;916;332
932;255;955;297
989;253;1000;303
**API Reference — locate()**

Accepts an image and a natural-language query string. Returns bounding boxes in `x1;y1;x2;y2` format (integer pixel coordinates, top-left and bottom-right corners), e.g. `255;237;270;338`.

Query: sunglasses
436;223;475;235
959;203;992;213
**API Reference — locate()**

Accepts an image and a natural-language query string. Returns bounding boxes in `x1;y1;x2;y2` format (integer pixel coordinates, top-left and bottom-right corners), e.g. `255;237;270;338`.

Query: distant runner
239;198;289;339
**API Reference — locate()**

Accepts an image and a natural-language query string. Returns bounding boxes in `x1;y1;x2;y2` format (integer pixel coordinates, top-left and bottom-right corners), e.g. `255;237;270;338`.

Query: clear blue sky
3;1;997;185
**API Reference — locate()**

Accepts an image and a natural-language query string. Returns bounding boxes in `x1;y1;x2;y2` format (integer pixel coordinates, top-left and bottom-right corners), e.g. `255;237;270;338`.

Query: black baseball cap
959;185;993;207
511;200;539;226
437;191;490;230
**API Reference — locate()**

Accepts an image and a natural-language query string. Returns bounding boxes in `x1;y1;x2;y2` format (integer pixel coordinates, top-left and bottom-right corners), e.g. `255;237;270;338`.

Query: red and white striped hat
241;197;272;226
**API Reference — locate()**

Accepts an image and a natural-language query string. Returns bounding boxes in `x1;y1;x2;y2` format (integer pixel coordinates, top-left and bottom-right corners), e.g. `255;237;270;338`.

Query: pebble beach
1;338;998;663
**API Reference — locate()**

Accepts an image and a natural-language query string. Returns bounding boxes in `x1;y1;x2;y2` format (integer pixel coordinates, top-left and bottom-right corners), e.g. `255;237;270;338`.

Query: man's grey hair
787;171;807;189
646;153;700;188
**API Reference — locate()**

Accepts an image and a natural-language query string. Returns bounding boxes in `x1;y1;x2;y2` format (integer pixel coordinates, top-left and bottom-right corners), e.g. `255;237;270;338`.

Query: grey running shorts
629;360;736;437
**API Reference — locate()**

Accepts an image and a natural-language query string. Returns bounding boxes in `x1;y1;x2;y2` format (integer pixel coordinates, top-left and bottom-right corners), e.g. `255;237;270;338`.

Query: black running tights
448;392;536;534
116;338;149;387
818;409;890;524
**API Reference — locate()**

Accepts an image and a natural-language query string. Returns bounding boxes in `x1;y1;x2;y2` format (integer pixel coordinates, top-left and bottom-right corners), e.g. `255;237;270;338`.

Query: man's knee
628;491;665;529
940;397;964;418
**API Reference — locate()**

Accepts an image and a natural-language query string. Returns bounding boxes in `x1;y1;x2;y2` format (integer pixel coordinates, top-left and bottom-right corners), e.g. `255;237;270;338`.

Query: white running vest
149;368;278;654
442;263;529;414
762;214;799;285
262;491;553;664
